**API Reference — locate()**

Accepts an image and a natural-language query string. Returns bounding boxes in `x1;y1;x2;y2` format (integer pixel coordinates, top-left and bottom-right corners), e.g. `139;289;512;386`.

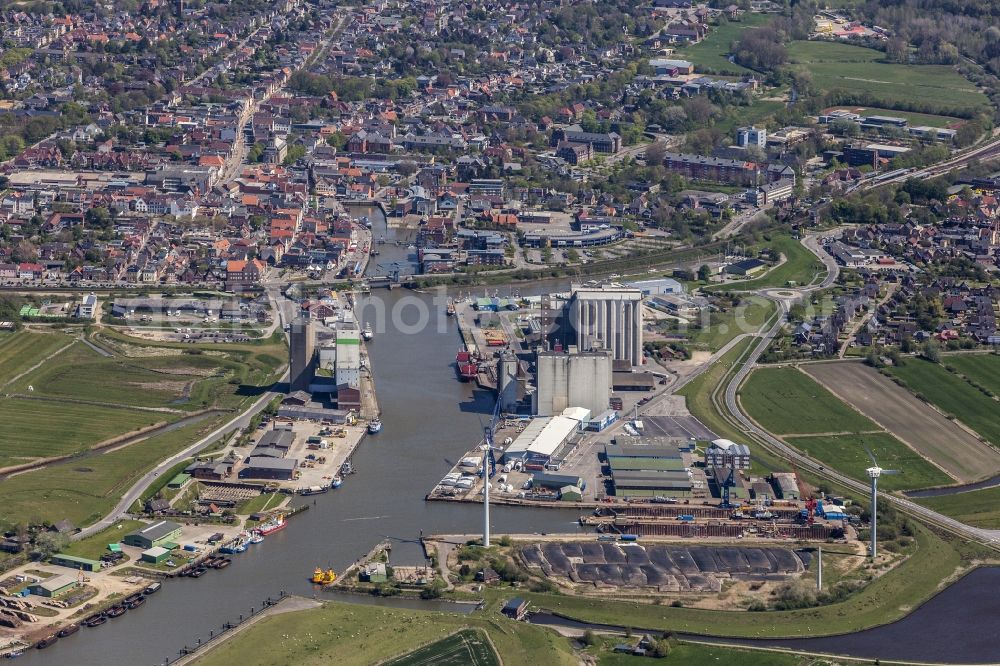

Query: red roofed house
226;259;267;289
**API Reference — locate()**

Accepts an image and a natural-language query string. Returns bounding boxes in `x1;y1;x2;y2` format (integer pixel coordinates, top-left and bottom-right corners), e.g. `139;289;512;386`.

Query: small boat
446;299;456;316
144;582;162;595
57;624;79;638
214;558;232;569
367;418;382;434
105;605;127;619
35;636;58;650
189;567;207;578
124;593;143;605
126;596;145;610
258;514;286;536
6;650;23;658
340;461;354;475
362;322;373;340
248;531;264;545
83;615;107;628
310;567;337;585
331;476;343;489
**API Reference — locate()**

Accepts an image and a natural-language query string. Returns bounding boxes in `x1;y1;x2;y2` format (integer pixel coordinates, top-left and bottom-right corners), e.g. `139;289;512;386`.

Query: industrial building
570;283;644;366
28;574;79;598
503;414;581;466
625;277;684;296
530;472;586;491
49;553;101;572
123;520;183;549
705;439;751;470
605;443;693;498
238;457;299;481
770;472;801;501
533;349;612;416
497;352;521;412
334;323;361;387
289;317;315;392
141;546;172;564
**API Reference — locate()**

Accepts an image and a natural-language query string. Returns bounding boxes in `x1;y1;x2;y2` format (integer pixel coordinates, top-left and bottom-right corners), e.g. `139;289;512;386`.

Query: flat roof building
503;416;579;464
238;457;299;480
124;520;183;549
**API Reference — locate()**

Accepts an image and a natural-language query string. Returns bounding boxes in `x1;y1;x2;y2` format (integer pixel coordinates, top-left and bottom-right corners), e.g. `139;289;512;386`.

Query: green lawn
915;486;1000;529
386;629;499;666
688;297;775;351
741;367;876;435
0;398;162;465
678;14;772;74
943;353;1000;395
787;41;988;114
237;492;284;515
195;600;577;666
708;235;825;292
784;432;953;492
886;358;1000;447
0;329;73;383
0;417;224;530
520;523;981;639
59;519;146;560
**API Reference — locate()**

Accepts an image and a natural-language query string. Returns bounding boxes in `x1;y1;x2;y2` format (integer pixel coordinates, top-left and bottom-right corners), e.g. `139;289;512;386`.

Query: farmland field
679;13;771;74
943;353;1000;396
386;629;500;666
0;398;162;467
786;41;988;114
0;416;224;530
885;358;1000;449
0;329;74;384
740;367;877;435
785;432;953;491
915;486;1000;529
803;362;1000;483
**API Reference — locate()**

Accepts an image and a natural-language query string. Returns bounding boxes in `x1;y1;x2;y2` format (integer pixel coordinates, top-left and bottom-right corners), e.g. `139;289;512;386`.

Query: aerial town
0;0;998;663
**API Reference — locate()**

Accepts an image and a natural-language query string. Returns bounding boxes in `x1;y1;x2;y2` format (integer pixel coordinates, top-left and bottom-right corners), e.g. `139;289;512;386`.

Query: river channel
26;207;1000;664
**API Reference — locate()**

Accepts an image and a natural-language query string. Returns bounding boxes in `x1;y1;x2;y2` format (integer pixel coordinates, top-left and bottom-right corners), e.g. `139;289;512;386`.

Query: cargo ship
456;350;478;381
258;514;286;536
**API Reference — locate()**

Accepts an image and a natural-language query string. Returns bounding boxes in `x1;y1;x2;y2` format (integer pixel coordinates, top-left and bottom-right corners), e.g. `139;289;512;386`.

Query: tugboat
248;530;264;545
362;322;373;340
310;567;337;585
367;418;382;434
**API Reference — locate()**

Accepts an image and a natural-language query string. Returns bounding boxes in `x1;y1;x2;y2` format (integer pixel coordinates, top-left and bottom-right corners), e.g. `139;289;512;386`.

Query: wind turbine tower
864;445;900;560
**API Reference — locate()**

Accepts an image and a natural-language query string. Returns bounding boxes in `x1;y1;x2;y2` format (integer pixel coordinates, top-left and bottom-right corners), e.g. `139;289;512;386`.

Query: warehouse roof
242;458;299;471
612;471;692;489
32;573;78;593
605;444;682;459
505;416;578;458
126;520;181;543
258;430;295;449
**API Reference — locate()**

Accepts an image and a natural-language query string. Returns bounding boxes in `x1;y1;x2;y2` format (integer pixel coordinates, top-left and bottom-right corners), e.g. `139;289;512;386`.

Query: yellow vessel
311;567;337;585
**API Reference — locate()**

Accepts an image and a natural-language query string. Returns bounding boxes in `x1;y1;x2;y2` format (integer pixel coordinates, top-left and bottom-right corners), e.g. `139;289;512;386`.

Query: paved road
718;233;1000;547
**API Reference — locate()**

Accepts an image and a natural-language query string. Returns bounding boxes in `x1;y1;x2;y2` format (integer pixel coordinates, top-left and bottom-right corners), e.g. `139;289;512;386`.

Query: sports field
740;367;876;435
386;629;499;666
786;41;988;114
785;432;953;491
804;362;1000;484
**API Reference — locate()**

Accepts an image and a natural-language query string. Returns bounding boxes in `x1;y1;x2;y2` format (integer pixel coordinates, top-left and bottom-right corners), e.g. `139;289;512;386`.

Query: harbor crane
719;466;736;510
864;444;901;560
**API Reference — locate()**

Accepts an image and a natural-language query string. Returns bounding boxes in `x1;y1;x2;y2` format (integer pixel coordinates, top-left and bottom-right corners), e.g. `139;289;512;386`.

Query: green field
0;417;223;530
708;235;825;292
386;629;500;666
785;432;952;492
886;358;1000;447
596;641;808;666
679;14;771;74
915;486;1000;529
195;600;577;666
787;41;988;114
688;297;775;351
0;330;73;383
0;398;161;466
741;367;876;435
944;353;1000;395
59;519;146;560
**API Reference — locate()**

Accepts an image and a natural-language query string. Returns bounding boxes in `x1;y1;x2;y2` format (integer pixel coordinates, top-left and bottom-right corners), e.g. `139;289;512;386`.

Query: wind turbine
864;445;901;560
480;399;503;548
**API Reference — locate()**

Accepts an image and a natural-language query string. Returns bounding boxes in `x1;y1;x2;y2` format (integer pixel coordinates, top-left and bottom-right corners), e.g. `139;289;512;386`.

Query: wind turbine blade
881;469;902;475
862;444;877;466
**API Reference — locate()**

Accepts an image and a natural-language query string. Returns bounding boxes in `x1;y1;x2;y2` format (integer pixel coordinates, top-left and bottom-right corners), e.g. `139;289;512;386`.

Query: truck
677;514;695;522
618;534;639;542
